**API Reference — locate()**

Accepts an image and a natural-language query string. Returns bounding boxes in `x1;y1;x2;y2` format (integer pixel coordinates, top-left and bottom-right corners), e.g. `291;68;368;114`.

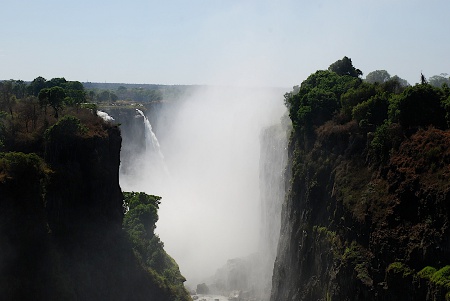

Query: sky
1;0;450;87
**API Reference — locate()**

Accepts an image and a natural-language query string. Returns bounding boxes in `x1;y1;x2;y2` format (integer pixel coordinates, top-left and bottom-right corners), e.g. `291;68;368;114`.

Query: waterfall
204;114;290;301
113;86;288;292
118;109;169;195
258;119;289;300
135;109;166;163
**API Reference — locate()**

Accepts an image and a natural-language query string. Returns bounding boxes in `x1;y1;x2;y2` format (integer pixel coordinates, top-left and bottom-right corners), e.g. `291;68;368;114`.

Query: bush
122;192;189;300
418;266;437;280
286;70;359;129
389;84;446;129
0;152;46;180
341;82;377;119
386;262;415;278
430;266;450;289
44;115;87;142
352;93;389;129
370;121;391;163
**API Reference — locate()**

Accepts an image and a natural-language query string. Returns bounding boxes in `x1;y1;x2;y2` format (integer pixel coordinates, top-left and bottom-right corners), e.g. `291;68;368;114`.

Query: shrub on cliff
123;192;190;301
285;69;359;130
389;84;446;129
341;82;377;120
44;115;87;142
352;93;389;130
0;111;6;151
0;152;48;185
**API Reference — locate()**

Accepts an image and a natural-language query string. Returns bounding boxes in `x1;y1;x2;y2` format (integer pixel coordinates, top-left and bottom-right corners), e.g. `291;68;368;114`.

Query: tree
64;81;86;107
285;70;359;129
0;80;15;118
87;90;96;102
428;74;450;88
28;76;47;96
389;84;446;129
96;90;118;102
47;77;67;89
328;56;363;78
39;87;66;118
340;82;377;119
12;80;27;99
388;75;409;88
48;87;66;118
365;70;391;84
16;96;39;132
352;93;389;129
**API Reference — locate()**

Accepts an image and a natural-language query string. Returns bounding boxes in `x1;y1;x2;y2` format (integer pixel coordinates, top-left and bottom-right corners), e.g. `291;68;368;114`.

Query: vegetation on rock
0;77;190;300
271;57;450;301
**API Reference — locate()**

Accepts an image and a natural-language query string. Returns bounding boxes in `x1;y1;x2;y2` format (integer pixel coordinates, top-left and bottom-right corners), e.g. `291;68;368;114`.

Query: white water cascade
119;109;169;195
117;86;287;293
97;110;115;122
135;109;166;164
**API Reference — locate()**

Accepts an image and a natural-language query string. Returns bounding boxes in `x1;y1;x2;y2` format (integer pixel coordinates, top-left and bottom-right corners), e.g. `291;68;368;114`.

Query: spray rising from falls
97;110;115;122
115;86;288;297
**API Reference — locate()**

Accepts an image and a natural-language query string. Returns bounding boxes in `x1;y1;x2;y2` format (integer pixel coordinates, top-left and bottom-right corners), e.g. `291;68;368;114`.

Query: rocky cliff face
0;113;189;301
271;126;450;301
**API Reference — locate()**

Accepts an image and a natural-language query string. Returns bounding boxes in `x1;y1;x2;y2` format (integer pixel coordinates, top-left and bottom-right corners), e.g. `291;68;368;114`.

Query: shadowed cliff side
271;58;450;301
0;110;190;301
272;126;450;301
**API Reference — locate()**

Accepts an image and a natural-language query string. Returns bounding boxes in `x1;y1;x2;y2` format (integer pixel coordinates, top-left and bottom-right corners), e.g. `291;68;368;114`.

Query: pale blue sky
1;0;449;87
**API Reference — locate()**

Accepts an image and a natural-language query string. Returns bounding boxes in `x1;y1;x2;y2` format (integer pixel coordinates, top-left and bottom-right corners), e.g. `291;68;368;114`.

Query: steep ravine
271;126;450;301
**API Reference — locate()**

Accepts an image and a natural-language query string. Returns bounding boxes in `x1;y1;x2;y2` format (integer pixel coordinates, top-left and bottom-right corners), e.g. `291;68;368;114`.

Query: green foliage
369;121;394;163
428;74;450;88
0;152;47;183
44;115;87;142
96;90;118;102
123;192;189;300
388;84;446;129
386;262;415;278
417;266;437;280
46;86;66;118
313;225;341;257
365;70;391;84
328;56;363;78
388;75;409;89
47;77;67;88
342;241;372;285
430;266;450;289
352;93;389;129
0;111;6;150
115;86;163;103
285;69;359;129
0;80;16;117
28;76;47;96
340;82;377;119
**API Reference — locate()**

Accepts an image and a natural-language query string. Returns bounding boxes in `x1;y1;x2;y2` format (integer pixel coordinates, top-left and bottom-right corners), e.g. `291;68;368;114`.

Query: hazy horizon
2;1;449;88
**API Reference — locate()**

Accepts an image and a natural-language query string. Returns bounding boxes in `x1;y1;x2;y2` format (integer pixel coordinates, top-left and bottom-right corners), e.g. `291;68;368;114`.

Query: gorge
104;86;288;299
2;59;450;300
